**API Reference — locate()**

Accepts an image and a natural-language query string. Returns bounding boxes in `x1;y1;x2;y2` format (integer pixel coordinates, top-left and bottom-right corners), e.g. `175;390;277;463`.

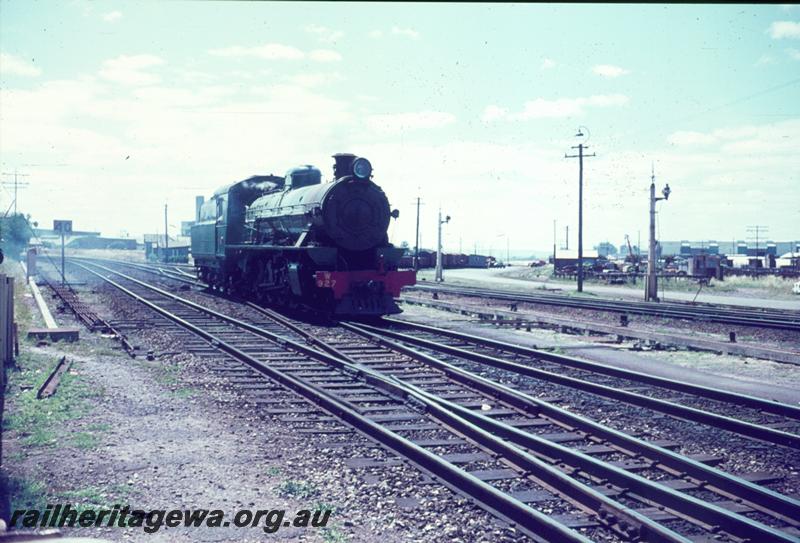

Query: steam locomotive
190;153;415;316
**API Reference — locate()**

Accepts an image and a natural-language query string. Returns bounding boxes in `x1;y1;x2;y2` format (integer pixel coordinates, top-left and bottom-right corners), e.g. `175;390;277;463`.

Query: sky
1;1;798;256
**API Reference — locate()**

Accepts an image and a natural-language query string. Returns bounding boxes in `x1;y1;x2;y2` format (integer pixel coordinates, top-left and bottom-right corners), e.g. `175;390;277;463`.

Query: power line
1;170;31;216
746;225;769;258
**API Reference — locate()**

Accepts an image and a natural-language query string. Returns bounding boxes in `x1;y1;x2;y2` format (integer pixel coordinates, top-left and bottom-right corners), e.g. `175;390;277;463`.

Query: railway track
408;283;800;332
63;259;800;542
36;270;136;356
71;257;800;448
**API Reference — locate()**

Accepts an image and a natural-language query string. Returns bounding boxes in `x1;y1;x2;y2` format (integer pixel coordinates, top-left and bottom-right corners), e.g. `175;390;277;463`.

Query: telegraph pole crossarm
565;127;596;293
1;170;31;216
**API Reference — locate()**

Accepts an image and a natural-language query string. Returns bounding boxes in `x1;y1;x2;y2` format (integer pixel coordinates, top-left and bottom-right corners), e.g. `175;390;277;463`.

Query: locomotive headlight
352;157;372;179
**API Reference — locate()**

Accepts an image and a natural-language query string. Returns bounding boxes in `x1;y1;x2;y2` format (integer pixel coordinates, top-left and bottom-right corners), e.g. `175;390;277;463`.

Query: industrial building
658;240;799;257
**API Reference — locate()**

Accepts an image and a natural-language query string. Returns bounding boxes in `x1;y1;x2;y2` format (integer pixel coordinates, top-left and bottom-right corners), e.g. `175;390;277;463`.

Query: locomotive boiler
190;153;415;316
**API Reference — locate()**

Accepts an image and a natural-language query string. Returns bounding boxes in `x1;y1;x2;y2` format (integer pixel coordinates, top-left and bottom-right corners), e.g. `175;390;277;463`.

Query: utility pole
646;166;671;302
1;170;30;215
565;128;595;293
746;225;768;264
414;197;422;270
61;229;66;286
553;219;557;267
637;230;641;258
435;209;450;282
565;226;569;250
164;203;169;251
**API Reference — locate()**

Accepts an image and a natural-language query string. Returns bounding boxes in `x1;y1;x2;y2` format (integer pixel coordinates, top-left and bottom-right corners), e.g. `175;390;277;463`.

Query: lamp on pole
645;166;671;302
435;209;450;282
565;127;595;293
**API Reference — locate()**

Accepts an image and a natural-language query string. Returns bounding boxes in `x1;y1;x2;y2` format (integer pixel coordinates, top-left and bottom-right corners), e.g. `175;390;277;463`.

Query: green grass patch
3;351;94;449
155;362;181;385
276;480;319;499
266;466;282;477
6;476;48;512
171;387;195;398
53;484;132;510
313;501;339;514
322;525;349;543
69;431;100;449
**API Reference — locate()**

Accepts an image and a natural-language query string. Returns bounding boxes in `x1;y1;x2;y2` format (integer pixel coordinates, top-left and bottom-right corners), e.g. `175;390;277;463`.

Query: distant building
595;242;617;257
660;240;798;257
554;249;599;269
32;227;134;250
67;237;136;250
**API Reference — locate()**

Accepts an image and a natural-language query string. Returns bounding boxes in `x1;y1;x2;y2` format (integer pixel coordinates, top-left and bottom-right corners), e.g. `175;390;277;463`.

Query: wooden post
0;273;7;366
7;277;13;364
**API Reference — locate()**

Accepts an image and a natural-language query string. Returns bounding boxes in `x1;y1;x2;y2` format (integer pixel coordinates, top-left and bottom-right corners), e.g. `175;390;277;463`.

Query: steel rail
383;318;800;420
246;306;689;541
70;261;594;543
410;284;800;331
412;283;800;321
402;380;799;543
73;260;800;539
75;261;769;542
69;257;205;288
354;322;800;450
219;302;800;540
38;267;137;357
343;322;800;526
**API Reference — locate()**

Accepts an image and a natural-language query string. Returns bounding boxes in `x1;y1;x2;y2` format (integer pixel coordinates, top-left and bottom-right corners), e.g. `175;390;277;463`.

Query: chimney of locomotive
195;195;205;222
332;153;357;179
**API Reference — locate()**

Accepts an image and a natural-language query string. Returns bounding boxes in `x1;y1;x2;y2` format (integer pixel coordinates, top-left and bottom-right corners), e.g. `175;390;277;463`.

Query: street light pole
414;197;421;271
645;167;671;302
565;128;595;293
435;209;450;282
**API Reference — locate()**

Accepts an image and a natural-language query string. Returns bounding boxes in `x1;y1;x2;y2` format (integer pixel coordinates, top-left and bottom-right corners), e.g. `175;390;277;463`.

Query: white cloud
102;10;122;22
98;54;164;85
667;131;718;146
755;54;776;66
366;111;455;133
309;49;342;62
0;52;42;77
787;48;800;60
484;94;629;121
592;64;630;78
540;58;556;70
305;24;344;43
286;72;343;87
482;105;509;122
391;27;420;40
209;43;341;62
768;21;800;39
209;44;304;60
368;30;383;39
0;74;358;236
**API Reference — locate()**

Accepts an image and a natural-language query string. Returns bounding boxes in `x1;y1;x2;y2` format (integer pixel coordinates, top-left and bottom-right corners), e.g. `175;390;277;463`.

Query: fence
0;274;14;367
0;272;16;467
